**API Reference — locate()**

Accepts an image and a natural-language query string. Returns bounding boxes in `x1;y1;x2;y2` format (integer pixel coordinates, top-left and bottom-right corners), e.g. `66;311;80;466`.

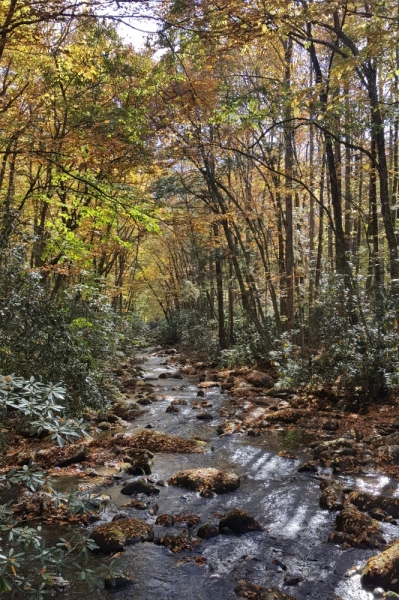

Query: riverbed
9;348;399;599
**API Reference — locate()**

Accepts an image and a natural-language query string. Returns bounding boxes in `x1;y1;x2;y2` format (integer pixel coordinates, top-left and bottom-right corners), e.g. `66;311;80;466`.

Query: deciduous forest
2;1;399;599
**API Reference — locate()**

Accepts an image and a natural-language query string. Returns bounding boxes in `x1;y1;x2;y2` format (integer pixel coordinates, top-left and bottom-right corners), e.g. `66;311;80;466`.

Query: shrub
271;276;399;401
0;249;123;413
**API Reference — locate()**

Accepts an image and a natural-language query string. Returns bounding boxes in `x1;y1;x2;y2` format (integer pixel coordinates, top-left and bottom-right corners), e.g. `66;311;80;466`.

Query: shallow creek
12;350;399;599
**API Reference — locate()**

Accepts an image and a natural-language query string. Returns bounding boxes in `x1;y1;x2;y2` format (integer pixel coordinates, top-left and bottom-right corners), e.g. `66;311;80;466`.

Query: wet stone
137;397;152;406
111;400;141;421
121;499;148;510
197;523;219;540
196;412;213;420
112;513;128;521
122;449;153;475
104;574;131;590
369;507;397;524
156;528;200;553
121;478;160;496
166;404;180;413
219;509;262;534
377;444;399;464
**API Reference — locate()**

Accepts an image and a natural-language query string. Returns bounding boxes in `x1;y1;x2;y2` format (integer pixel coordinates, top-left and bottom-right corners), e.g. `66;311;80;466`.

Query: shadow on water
6;349;399;599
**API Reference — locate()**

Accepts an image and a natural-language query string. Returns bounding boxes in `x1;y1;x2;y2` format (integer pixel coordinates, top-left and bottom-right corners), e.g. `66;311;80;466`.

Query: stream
10;348;399;599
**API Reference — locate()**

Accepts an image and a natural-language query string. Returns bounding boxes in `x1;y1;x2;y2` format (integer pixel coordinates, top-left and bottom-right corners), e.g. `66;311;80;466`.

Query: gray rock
121;478;160;496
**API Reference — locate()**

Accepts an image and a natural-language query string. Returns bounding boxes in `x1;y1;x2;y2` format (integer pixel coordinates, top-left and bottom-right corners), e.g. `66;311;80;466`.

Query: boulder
247;371;274;388
362;541;399;593
55;445;90;468
298;461;318;473
219;509;262;534
90;523;126;553
137;397;152;406
154;528;200;552
121;478;160;496
167;468;240;494
329;505;384;548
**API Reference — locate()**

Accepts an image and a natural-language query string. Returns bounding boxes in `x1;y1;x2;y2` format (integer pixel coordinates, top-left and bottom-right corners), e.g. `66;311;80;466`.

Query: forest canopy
0;0;398;400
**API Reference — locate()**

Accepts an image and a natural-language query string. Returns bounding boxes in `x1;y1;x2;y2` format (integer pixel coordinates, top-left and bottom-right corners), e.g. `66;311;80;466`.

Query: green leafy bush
272;276;399;401
0;249;123;413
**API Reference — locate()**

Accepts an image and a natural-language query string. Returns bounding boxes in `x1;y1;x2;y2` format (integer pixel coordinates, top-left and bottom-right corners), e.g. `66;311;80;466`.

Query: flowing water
8;349;399;599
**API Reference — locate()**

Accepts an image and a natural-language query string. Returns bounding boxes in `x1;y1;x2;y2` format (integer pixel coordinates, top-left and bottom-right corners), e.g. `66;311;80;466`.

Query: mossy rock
111;401;141;421
219;509;262;534
362;541;399;592
167;468;240;494
90;523;126;553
